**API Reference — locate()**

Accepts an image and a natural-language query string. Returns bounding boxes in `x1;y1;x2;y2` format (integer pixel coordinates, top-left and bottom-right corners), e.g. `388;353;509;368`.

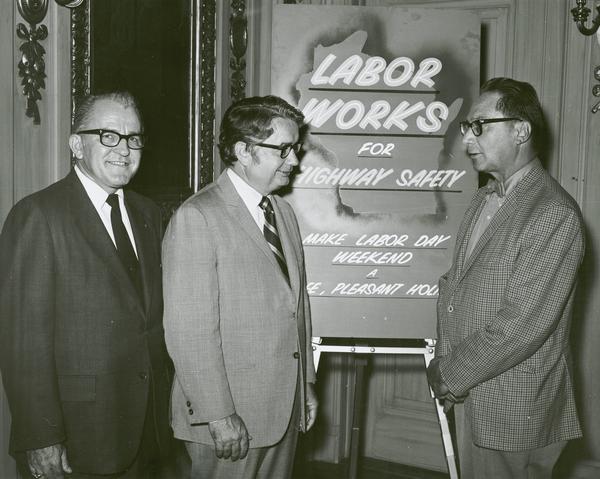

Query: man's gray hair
72;91;142;132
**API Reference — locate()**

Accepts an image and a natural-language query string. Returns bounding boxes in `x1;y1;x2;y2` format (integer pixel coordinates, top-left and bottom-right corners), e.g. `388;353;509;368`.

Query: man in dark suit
0;91;173;478
427;78;584;478
163;95;317;479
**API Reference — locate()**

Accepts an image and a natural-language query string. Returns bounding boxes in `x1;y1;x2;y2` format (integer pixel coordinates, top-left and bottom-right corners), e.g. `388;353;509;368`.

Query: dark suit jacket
436;161;584;451
0;170;172;474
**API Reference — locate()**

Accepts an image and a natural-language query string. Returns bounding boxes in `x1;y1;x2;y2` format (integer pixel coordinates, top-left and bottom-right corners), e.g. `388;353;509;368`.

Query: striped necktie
259;196;289;282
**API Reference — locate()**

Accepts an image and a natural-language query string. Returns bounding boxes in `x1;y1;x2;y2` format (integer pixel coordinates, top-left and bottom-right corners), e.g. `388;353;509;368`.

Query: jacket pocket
58;375;96;402
512;357;537;374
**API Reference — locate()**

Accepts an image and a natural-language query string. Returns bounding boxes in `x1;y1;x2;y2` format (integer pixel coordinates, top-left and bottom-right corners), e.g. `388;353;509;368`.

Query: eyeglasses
77;129;145;150
252;141;302;159
459;118;522;137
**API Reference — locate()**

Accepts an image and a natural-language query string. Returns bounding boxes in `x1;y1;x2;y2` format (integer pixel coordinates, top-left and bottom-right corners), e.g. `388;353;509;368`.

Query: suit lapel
217;170;289;290
457;166;544;281
216;172;289;285
65;171;145;314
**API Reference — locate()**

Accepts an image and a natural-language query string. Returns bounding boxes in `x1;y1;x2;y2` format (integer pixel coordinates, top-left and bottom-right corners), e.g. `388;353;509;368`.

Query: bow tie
486;179;505;198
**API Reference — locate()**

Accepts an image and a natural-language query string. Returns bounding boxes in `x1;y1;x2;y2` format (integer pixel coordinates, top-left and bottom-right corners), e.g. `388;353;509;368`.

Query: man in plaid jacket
427;77;584;479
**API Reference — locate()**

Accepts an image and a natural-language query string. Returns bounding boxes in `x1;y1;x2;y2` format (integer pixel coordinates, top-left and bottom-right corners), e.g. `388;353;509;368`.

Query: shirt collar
486;158;539;198
74;164;124;208
226;167;266;209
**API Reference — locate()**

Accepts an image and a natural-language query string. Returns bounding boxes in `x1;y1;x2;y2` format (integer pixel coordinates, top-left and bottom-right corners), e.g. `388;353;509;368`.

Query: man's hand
305;383;318;431
208;413;251;461
427;357;450;398
427;358;465;413
26;443;72;479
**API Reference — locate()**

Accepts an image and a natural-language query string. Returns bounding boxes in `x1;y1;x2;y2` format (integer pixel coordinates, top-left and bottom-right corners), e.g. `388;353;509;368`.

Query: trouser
454;403;566;479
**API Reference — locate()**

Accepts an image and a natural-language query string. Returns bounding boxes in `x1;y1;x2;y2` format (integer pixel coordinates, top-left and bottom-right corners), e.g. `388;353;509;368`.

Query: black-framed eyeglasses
251;141;302;159
77;129;145;150
459;117;522;137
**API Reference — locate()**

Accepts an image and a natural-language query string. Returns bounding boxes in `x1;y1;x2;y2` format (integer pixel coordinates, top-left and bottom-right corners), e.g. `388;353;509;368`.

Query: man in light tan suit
162;95;318;479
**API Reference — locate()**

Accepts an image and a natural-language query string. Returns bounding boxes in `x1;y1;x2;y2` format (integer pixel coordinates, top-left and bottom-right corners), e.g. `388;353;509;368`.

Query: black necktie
259;196;289;283
106;194;143;297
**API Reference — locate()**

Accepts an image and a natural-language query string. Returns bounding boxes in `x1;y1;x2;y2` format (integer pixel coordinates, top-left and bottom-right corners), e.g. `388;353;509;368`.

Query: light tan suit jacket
162;171;315;448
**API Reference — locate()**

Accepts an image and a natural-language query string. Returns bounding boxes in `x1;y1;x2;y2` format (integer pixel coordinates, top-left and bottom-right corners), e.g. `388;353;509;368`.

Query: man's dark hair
218;95;305;166
480;77;547;157
72;91;143;133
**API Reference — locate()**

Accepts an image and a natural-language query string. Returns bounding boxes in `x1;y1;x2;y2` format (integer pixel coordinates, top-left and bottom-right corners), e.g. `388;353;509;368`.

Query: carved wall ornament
591;65;600;113
200;0;217;189
229;0;247;103
69;0;90;125
16;0;49;125
570;1;600;113
571;0;600;36
55;0;84;7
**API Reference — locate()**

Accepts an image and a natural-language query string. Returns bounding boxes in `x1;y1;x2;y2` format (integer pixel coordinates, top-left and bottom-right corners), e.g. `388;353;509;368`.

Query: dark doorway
91;0;193;201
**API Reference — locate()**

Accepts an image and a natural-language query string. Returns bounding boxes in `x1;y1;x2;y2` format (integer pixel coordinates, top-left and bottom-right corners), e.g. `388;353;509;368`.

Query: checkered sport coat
436;160;584;451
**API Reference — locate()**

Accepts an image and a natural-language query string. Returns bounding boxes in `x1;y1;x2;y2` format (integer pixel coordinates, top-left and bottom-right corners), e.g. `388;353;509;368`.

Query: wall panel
0;5;16;475
0;2;15;226
0;1;71;476
12;3;70;203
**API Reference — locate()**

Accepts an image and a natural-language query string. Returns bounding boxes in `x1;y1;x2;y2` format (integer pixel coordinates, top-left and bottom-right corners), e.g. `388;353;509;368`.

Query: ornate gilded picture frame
69;0;216;217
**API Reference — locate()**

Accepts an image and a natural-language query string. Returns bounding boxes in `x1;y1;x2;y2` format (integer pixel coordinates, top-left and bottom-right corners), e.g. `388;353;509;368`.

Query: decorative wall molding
55;0;84;7
67;0;216;196
197;0;217;190
69;0;90;125
229;0;247;102
571;0;600;36
16;0;49;125
591;64;600;113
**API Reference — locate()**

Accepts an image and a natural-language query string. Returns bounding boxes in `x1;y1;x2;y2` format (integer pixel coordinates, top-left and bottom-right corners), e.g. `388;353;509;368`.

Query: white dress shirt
226;168;268;232
74;165;138;257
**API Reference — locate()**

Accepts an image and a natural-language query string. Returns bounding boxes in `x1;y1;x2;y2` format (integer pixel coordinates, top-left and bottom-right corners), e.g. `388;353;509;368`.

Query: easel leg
347;355;369;479
433;397;459;479
424;342;459;479
312;337;322;371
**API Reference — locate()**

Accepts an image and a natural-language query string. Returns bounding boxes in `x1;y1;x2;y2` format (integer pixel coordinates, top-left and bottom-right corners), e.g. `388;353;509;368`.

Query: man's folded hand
427;357;467;413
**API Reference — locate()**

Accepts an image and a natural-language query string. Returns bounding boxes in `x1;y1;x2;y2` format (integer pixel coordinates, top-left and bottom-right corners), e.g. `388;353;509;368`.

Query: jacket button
186;401;191;407
139;372;148;380
293;352;299;359
188;408;194;415
447;305;454;313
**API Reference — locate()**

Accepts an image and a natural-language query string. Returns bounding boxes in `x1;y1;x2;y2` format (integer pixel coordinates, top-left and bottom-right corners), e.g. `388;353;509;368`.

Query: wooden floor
292;458;449;479
292;451;583;479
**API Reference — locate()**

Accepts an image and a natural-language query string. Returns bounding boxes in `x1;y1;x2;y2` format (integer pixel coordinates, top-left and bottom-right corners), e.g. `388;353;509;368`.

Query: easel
312;337;458;479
